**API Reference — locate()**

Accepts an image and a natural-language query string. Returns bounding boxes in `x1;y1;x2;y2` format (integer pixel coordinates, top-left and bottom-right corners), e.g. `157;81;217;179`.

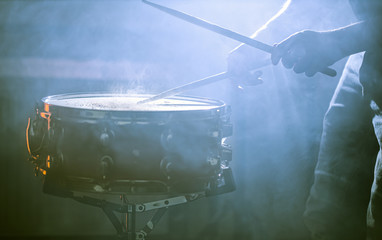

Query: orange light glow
39;111;51;130
46;155;51;168
39;112;50;119
37;167;47;176
44;104;49;112
26;118;32;155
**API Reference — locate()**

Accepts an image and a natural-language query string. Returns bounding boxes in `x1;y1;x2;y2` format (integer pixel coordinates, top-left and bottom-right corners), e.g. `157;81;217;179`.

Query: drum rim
40;92;229;121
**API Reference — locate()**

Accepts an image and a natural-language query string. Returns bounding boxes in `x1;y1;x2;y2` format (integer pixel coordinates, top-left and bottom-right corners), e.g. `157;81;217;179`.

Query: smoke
0;0;362;239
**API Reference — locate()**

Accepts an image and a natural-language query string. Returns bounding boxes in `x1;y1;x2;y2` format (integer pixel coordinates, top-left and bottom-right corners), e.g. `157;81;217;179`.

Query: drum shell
27;93;232;194
54;117;222;180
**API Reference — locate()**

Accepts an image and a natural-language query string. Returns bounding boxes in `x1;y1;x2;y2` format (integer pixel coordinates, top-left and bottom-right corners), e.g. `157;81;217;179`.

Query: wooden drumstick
137;72;228;104
142;0;337;77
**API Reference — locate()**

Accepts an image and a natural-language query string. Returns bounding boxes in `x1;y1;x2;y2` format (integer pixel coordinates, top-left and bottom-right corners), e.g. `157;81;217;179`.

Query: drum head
42;93;227;121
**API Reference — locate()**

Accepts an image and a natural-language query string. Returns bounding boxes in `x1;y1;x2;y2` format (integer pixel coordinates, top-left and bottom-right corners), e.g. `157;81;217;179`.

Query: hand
271;30;343;77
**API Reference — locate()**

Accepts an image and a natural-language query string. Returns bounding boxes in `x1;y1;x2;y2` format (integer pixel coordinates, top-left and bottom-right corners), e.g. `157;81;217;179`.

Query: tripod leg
102;207;123;235
139;208;168;238
127;204;136;240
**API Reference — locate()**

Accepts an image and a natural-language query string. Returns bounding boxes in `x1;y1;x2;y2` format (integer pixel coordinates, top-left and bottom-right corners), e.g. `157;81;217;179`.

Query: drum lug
221;123;233;138
100;132;110;147
160;128;173;151
207;157;219;166
220;142;232;162
100;155;113;180
206;167;236;196
99;129;114;147
159;156;174;178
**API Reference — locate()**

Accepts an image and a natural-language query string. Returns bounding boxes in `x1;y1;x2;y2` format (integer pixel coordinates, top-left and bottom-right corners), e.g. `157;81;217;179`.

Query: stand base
43;168;236;240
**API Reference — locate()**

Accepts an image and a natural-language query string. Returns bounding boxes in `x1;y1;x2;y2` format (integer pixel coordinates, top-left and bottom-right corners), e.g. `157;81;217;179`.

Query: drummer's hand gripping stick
141;0;337;78
139;0;337;104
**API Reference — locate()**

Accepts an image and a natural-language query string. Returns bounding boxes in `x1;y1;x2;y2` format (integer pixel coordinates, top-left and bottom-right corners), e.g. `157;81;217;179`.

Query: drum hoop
41;92;228;122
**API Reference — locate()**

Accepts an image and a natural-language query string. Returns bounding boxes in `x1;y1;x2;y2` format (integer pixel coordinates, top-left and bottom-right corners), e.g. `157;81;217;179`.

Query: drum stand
41;167;235;240
72;193;204;240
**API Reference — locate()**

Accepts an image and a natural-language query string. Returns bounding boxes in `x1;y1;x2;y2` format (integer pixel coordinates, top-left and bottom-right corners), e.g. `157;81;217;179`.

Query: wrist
327;21;373;56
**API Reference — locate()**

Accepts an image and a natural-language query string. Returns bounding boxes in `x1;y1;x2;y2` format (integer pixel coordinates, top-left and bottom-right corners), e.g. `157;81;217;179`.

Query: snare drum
26;93;233;195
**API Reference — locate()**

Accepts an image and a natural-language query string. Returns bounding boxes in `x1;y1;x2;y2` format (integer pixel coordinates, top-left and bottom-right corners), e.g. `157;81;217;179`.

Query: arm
271;20;377;77
227;0;356;78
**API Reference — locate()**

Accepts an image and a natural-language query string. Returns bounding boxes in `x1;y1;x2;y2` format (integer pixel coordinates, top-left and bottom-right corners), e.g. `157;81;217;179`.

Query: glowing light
39;112;50;119
46;155;51;168
250;0;292;38
37;167;47;176
44;104;49;112
26;117;32;155
39;110;51;130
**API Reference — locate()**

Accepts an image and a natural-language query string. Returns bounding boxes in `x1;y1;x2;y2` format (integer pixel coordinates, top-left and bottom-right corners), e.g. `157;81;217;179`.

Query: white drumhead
43;93;223;112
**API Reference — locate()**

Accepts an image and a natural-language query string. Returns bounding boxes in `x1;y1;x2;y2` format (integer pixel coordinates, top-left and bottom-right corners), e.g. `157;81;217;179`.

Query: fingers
271;33;299;65
274;44;306;70
299;59;319;77
305;70;317;77
274;47;319;77
281;53;296;69
293;55;311;74
271;30;323;77
271;43;282;65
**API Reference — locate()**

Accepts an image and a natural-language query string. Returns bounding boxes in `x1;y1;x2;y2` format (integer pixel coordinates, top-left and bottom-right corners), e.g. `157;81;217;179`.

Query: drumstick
141;0;337;77
137;72;228;104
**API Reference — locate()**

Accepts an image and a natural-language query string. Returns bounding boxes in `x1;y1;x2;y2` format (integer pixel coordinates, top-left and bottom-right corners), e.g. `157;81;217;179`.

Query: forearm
325;21;377;57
